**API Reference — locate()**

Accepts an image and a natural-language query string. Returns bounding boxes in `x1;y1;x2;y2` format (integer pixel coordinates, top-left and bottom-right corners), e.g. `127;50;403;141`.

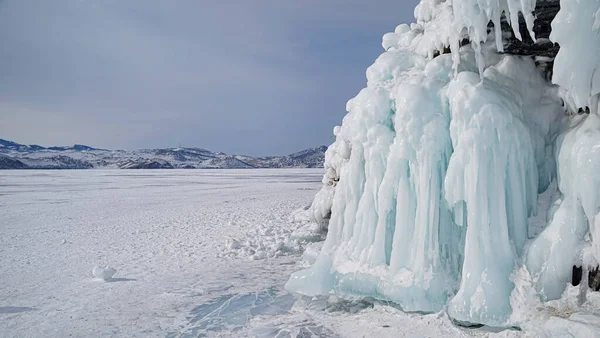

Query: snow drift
287;0;600;328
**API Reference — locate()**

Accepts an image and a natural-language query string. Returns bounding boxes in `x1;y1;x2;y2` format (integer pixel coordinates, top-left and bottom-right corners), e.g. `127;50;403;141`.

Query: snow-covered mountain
0;139;326;169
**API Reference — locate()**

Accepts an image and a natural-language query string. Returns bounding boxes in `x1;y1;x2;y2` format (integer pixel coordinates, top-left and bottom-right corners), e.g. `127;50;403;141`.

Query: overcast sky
0;0;418;156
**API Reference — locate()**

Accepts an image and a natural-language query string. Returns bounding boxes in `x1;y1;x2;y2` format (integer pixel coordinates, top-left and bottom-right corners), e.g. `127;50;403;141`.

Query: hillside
0;139;326;170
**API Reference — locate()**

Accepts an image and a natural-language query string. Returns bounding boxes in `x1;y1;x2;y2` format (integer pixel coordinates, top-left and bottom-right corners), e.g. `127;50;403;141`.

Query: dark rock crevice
571;265;600;291
500;0;561;58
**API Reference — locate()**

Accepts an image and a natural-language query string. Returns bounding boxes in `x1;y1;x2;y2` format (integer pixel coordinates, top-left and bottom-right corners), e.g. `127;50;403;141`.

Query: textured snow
0;169;530;337
0;169;322;336
2;170;600;336
218;206;324;261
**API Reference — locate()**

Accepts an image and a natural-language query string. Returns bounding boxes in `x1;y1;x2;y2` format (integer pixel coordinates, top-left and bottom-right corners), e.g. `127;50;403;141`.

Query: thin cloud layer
0;0;418;155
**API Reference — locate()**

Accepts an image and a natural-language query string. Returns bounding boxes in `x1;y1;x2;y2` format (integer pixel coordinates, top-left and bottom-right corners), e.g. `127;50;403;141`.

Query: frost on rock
287;0;600;328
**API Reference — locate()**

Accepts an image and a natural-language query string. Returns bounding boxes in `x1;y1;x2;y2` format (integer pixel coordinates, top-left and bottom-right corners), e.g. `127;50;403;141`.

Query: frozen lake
0;169;325;337
0;169;541;338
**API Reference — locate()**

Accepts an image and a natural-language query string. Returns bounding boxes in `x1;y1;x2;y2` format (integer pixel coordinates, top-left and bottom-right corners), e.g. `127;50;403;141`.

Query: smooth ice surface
173;287;296;337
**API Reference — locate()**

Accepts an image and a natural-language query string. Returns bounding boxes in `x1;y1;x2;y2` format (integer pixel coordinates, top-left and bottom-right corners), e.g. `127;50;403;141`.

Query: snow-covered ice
2;169;600;337
0;169;325;337
0;169;474;337
0;169;570;338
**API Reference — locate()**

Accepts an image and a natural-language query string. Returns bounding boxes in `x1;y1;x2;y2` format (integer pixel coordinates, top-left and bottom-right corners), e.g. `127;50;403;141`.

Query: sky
0;0;419;156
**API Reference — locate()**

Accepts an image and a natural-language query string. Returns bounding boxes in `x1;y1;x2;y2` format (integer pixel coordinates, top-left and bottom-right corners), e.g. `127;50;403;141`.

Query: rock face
502;0;560;58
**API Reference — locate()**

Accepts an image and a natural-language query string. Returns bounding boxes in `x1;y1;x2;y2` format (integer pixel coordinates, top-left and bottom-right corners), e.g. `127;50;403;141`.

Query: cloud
0;0;419;155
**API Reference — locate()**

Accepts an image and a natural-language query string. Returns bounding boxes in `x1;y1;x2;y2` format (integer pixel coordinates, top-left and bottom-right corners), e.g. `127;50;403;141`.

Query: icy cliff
287;0;600;328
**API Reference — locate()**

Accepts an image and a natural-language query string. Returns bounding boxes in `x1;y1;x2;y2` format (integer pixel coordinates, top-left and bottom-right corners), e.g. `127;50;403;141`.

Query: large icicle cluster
287;0;600;328
551;0;600;109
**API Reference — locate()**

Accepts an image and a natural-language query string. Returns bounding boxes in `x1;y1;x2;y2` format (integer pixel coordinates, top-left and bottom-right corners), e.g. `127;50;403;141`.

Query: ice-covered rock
287;0;600;328
527;109;600;302
551;0;600;109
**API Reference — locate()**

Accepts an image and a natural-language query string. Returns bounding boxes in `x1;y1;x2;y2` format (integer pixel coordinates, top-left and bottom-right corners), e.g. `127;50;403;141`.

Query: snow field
0;169;322;337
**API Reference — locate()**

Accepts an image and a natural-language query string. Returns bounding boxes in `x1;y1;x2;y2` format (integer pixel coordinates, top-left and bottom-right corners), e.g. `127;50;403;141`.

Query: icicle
551;0;600;108
288;0;589;328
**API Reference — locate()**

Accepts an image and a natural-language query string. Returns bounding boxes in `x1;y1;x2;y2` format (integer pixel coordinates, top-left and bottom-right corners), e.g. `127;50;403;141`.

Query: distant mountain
0;139;46;152
0;154;27;169
118;158;174;169
289;146;328;167
0;139;327;170
47;144;106;152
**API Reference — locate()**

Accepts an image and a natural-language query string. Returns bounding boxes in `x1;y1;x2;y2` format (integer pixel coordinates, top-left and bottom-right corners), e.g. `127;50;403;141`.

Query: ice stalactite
525;0;600;303
444;57;547;325
526;100;600;301
551;0;600;109
287;48;468;313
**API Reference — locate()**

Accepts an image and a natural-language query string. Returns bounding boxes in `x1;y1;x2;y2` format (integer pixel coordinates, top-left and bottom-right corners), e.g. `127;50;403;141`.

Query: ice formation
550;0;600;109
92;266;117;282
287;0;600;328
219;207;324;260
